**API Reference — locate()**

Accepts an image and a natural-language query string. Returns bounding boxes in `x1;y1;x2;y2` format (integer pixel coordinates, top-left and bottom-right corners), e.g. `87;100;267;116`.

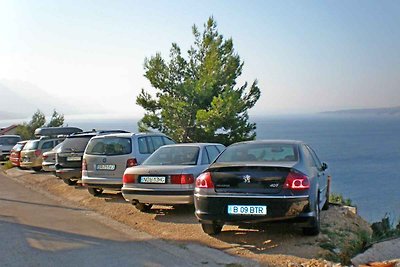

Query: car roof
231;140;305;146
0;135;20;138
159;143;224;148
89;132;169;139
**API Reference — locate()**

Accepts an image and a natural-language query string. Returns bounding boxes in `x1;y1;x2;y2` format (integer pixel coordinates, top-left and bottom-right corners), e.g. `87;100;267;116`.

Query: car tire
88;188;103;196
62;178;77;186
134;203;153;212
201;223;223;235
33;167;42;172
303;199;321;236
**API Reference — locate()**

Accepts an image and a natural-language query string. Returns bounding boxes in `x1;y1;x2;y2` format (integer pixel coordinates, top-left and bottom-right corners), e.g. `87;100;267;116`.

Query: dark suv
55;130;129;185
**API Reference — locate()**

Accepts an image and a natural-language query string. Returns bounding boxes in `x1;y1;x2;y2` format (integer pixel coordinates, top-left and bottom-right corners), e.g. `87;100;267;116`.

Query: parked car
42;142;64;172
20;137;63;171
122;143;225;212
194;140;330;236
82;132;175;196
0;135;21;161
55;130;130;185
9;140;28;167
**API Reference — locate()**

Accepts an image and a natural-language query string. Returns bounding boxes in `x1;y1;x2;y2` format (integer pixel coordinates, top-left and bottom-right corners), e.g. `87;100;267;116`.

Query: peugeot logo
242;175;251;183
102;158;107;163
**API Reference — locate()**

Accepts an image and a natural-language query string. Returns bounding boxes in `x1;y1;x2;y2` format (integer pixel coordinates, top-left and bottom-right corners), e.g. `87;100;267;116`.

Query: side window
302;145;317;168
206;146;220;163
162;136;175;145
201;148;210;164
138;137;149;154
41;141;54;150
307;145;322;169
151;136;164;152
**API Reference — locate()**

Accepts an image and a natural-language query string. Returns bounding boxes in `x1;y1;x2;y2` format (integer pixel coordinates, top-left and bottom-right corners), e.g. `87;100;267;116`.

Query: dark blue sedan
194;140;330;236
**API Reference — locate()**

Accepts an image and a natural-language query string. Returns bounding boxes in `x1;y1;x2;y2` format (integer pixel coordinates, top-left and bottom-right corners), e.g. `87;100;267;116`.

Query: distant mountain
321;106;400;116
0;80;78;118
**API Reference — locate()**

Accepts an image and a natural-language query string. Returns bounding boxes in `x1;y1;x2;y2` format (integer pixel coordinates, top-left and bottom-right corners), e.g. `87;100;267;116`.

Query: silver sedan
121;143;225;212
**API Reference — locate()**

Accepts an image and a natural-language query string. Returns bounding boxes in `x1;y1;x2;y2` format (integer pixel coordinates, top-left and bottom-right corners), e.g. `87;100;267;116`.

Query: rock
352;238;400;265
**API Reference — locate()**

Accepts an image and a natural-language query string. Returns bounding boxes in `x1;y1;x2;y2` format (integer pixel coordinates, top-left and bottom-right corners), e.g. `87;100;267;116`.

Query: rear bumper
42;163;56;172
194;193;312;225
122;187;194;204
81;176;122;189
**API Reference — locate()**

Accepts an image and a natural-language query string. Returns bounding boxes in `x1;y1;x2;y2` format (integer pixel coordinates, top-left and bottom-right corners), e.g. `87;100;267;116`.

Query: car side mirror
321;162;328;171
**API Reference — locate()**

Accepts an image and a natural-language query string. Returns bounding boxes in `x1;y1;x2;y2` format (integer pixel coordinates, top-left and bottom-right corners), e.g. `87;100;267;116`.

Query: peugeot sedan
194;140;330;236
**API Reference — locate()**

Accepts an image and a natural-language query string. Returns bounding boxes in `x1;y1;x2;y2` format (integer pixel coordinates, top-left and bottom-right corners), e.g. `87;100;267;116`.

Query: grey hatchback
82;132;175;196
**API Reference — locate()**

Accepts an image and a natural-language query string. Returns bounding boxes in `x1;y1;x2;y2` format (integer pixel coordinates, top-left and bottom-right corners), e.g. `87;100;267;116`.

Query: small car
194;140;330;236
0;135;21;161
55;130;129;185
9;140;28;167
82;132;175;196
20;137;63;171
122;143;225;212
42;142;64;172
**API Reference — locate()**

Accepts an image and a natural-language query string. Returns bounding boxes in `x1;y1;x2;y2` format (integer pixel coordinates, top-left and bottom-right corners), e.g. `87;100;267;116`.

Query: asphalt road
0;171;254;267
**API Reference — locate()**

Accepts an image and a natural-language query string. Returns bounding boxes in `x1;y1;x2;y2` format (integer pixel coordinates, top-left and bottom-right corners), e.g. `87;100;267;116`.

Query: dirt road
0;171;255;266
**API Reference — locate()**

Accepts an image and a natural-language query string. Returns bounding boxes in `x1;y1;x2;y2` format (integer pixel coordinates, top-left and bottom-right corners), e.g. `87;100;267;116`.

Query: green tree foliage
47;110;64;127
136;17;261;145
16;109;64;140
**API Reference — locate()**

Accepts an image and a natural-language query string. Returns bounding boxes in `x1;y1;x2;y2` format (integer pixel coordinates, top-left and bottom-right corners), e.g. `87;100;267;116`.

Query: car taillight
34;149;42;157
283;171;310;190
195;172;214;188
82;159;87;171
171;174;195;184
123;173;136;184
126;158;137;168
43;154;48;160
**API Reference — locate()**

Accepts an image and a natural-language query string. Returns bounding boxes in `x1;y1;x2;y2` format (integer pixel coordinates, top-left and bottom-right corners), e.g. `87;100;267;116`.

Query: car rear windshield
143;146;200;166
61;136;93;152
23;140;39;150
85;137;132;155
0;137;20;146
216;143;298;162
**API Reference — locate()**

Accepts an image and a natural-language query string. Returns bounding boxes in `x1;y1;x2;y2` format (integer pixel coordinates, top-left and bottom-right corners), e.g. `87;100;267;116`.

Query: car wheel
88;188;103;196
134;203;153;212
62;178;77;186
303;199;321;236
201;223;223;235
33;167;42;172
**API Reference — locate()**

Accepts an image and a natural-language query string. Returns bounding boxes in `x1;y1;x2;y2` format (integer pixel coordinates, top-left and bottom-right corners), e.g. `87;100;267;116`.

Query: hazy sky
1;0;399;117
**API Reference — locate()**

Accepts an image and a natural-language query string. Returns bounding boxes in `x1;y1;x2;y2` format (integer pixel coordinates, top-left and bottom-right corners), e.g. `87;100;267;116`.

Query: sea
2;114;399;223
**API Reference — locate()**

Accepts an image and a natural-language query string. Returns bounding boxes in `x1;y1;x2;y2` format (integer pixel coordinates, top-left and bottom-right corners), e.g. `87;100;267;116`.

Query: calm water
3;114;399;222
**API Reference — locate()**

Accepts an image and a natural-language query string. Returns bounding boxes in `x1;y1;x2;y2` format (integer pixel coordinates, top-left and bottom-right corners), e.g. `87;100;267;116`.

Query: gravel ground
3;167;374;266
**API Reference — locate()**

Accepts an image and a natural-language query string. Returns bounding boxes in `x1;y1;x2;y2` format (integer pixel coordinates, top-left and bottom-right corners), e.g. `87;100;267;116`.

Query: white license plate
140;176;166;184
96;164;116;171
227;205;267;215
67;156;81;161
23;157;30;162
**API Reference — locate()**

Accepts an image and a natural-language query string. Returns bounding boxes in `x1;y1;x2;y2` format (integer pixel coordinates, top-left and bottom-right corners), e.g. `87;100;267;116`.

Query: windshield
0;137;20;146
61;136;92;152
216;143;298;162
143;146;200;166
85;137;132;155
23;140;39;150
